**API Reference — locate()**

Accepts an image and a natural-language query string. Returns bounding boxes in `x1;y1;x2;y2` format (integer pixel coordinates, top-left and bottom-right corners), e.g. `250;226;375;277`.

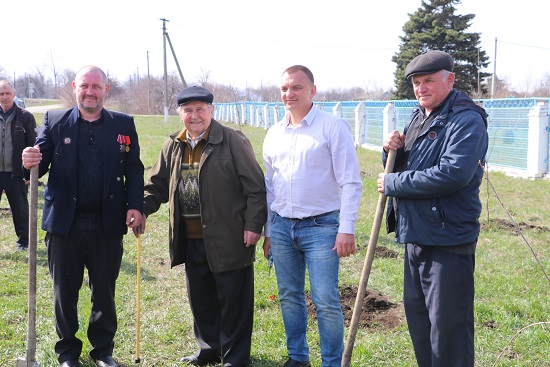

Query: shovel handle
26;166;39;366
342;149;396;367
135;227;141;363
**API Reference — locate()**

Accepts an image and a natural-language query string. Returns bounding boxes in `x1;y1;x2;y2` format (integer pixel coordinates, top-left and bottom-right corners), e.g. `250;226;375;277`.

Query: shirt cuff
338;220;356;235
264;222;271;237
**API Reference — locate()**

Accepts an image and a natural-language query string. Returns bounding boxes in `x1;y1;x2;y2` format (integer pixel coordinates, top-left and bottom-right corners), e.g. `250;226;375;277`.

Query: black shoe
94;356;117;367
180;354;219;366
60;360;79;367
283;357;311;367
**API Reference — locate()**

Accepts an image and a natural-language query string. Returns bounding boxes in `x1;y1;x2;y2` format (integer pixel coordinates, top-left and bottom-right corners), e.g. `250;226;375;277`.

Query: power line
163;20;394;51
498;40;550;52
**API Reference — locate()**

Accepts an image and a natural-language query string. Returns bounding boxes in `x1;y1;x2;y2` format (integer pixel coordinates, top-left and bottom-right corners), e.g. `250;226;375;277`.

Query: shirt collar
0;103;16;118
285;103;317;127
78;110;103;124
177;127;210;148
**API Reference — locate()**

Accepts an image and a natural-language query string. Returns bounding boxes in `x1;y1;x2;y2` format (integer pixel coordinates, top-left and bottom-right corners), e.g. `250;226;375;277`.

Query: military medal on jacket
117;134;131;152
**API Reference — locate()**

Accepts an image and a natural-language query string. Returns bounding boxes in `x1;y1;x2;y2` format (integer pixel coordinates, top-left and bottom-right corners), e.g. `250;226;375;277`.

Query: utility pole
161;18;169;122
164;30;187;88
147;51;151;115
491;37;497;98
160;18;188;122
477;46;480;96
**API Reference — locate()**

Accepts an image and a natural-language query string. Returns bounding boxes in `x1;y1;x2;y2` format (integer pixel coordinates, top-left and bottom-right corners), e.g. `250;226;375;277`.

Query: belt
287;210;338;222
76;211;102;218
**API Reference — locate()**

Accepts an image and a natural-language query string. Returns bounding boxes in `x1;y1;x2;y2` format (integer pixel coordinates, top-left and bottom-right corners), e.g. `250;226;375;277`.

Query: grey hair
441;70;454;80
0;80;15;91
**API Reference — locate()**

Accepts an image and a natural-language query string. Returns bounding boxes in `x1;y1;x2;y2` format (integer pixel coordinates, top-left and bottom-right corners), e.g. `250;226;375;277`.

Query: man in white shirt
262;65;362;367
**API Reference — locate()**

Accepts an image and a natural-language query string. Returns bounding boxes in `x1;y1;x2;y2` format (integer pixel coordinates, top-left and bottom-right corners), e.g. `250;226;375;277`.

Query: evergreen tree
392;0;490;99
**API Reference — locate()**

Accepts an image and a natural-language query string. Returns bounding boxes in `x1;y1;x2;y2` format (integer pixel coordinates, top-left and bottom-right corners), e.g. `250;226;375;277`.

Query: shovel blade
16;357;40;367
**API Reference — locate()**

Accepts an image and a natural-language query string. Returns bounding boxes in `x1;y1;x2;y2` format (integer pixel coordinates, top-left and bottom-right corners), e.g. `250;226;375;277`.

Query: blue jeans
270;211;343;367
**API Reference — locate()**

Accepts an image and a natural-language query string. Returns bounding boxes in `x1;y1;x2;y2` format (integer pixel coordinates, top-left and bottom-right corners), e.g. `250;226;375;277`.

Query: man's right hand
22;146;42;169
383;130;405;152
132;216;147;237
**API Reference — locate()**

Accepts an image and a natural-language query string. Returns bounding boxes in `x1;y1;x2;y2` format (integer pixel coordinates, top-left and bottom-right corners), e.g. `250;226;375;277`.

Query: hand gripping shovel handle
135;226;142;364
342;149;396;367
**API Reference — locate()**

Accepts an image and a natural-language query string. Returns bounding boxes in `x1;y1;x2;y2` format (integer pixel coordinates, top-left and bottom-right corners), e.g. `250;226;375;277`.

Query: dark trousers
185;238;254;367
0;172;29;247
46;214;123;362
404;243;475;367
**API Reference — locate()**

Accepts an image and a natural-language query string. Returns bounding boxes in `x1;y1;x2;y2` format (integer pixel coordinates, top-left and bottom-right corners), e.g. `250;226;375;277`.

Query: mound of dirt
306;285;405;330
374;245;400;258
0;208;11;216
482;218;548;234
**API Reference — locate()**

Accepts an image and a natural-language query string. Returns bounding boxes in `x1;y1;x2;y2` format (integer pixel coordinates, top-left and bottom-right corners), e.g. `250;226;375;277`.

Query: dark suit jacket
28;107;144;238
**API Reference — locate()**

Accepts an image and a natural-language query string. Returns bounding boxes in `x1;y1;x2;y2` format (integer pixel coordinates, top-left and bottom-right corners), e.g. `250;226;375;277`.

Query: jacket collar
172;118;223;145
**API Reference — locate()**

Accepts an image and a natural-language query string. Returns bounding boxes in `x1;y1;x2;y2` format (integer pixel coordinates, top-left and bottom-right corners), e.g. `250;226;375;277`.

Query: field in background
1;116;549;366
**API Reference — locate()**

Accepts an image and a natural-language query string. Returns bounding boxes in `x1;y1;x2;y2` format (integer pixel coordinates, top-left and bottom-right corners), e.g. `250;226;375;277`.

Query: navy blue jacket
383;89;488;246
28;107;144;238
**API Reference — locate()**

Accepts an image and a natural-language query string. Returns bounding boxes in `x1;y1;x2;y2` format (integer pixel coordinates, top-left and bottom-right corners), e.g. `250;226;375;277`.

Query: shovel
135;226;142;364
17;166;40;367
342;149;396;367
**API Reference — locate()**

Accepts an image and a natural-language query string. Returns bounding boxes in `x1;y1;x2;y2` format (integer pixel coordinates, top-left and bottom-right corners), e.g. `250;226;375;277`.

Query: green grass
1;117;549;366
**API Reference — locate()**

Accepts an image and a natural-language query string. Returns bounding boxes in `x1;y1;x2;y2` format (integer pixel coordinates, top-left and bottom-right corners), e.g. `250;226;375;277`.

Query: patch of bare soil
0;208;11;216
374;245;400;258
482;320;498;329
482;218;549;234
306;285;405;330
501;348;523;361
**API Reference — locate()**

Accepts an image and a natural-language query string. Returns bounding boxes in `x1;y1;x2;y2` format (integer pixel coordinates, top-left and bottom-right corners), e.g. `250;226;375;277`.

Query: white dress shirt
263;105;362;236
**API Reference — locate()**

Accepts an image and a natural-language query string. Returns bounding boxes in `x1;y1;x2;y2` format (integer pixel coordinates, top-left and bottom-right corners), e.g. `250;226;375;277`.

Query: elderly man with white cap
376;50;489;367
139;85;267;367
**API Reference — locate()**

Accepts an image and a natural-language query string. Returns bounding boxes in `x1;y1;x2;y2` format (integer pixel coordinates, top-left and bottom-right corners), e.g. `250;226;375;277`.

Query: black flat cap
176;86;214;106
405;50;454;79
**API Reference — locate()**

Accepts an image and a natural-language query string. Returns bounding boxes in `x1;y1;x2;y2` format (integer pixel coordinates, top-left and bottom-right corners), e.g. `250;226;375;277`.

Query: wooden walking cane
17;166;40;367
135;226;142;364
342;149;396;367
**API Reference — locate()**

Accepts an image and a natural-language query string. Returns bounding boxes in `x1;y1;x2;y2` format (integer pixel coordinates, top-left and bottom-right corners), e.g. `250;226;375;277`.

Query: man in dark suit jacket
22;66;144;367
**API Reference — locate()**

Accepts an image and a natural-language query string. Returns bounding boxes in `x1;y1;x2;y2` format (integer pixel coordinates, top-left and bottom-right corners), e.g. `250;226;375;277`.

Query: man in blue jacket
22;66;144;367
377;50;488;367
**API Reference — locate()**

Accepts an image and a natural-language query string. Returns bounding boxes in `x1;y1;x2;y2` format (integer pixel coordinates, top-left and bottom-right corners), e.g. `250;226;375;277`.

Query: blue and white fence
214;98;550;179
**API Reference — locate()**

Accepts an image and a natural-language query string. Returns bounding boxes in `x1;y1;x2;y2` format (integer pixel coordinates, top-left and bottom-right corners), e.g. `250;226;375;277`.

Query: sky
3;0;550;93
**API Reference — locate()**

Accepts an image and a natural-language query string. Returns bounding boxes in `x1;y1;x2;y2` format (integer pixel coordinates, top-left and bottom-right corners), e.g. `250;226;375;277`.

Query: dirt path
25;103;66;113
